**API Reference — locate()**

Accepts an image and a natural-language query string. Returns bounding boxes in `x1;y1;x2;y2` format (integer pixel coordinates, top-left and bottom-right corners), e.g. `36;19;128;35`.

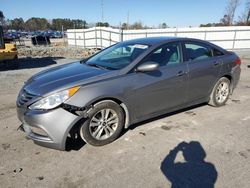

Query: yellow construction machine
0;25;18;69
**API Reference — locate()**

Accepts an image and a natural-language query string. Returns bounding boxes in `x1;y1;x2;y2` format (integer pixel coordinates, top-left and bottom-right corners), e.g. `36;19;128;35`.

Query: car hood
24;61;117;96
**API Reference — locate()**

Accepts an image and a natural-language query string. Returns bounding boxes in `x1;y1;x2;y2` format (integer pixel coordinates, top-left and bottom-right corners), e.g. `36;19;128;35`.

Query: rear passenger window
185;43;212;60
213;48;224;56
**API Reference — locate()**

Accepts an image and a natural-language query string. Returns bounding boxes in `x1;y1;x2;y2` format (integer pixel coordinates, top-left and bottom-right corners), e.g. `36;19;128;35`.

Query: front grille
18;89;36;106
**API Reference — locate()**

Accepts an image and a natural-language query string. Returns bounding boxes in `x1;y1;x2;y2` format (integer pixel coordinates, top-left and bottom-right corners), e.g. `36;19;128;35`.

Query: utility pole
127;11;129;29
73;22;76;46
62;25;65;46
101;0;104;23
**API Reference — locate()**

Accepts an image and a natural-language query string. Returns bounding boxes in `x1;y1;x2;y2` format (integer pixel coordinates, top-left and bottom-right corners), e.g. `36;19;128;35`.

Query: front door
132;42;189;119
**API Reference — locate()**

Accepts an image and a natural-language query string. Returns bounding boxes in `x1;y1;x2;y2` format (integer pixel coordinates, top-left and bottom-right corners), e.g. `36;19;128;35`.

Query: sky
1;0;247;27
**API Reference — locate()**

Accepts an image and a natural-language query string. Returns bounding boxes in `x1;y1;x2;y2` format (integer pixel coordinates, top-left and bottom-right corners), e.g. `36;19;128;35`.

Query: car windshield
85;42;149;70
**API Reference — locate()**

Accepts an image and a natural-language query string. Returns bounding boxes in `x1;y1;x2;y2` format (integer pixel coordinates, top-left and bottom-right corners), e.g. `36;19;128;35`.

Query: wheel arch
63;97;131;150
89;98;130;129
220;74;233;93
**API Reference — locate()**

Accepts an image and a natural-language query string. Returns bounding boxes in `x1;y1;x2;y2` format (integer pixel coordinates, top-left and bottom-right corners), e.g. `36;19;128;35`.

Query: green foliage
130;22;143;29
121;21;154;30
200;23;225;27
121;22;128;29
51;19;87;30
96;22;109;27
162;23;167;29
51;18;73;30
8;18;25;30
4;17;87;31
25;17;50;30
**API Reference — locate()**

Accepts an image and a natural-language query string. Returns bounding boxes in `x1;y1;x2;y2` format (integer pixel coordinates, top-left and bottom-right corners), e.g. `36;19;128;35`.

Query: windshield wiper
87;63;116;70
87;63;107;70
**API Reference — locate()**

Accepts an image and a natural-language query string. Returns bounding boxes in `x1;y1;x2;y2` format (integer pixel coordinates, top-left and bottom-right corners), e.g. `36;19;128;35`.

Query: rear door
183;41;222;102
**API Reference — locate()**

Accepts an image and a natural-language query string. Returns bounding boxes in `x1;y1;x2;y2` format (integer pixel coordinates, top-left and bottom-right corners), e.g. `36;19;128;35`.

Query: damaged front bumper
17;106;82;150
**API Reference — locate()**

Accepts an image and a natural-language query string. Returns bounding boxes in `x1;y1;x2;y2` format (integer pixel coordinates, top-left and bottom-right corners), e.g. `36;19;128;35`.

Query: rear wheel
80;101;124;146
209;77;230;107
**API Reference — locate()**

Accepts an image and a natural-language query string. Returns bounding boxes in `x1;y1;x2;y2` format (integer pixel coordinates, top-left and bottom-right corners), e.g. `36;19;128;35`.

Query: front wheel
80;101;124;146
209;77;230;107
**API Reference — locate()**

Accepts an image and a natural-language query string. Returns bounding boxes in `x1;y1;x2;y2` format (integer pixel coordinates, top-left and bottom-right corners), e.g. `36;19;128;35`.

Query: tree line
0;15;88;31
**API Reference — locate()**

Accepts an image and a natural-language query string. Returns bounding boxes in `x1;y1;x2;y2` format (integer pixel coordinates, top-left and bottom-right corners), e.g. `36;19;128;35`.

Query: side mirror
136;61;159;72
125;46;131;52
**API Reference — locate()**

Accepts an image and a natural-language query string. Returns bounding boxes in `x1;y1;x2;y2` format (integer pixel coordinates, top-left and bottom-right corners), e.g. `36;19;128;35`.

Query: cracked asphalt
0;51;249;188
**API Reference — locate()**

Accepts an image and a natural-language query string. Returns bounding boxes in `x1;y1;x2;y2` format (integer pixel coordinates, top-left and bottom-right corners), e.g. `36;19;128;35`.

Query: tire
80;101;124;146
209;77;230;107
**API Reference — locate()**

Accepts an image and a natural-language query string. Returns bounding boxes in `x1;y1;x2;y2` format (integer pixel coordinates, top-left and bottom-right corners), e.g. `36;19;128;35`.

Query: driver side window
143;43;181;67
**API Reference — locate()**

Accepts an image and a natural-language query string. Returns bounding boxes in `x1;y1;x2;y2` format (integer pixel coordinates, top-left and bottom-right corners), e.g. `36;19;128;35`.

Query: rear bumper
231;65;241;91
17;106;80;150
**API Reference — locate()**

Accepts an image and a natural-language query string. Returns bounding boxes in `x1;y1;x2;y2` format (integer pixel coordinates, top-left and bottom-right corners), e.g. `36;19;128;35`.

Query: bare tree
224;0;240;25
130;22;143;29
237;0;250;25
246;0;250;23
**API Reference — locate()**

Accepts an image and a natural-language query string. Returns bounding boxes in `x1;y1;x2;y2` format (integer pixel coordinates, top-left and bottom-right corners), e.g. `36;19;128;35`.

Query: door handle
213;61;221;66
177;71;185;77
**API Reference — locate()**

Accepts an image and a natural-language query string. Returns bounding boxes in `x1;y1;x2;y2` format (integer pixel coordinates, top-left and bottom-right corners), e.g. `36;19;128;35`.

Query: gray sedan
16;37;241;150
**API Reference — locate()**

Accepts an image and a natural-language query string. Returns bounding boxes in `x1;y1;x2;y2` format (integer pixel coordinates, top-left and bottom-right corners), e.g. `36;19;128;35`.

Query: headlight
29;86;80;110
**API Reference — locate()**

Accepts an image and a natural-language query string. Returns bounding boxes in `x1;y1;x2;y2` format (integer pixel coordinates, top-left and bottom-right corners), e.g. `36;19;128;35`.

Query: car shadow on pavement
127;103;206;132
17;57;64;69
0;57;64;71
65;119;86;151
65;136;85;151
161;141;218;188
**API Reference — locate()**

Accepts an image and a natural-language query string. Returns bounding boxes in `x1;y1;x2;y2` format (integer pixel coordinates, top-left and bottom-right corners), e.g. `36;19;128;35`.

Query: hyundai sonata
17;37;241;150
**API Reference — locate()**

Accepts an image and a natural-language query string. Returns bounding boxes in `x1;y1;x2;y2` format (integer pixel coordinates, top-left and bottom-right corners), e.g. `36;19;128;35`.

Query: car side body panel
65;74;139;123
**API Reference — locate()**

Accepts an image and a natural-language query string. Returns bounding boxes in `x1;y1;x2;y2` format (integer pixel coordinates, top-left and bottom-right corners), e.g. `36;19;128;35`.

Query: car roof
123;37;178;45
123;36;215;45
122;36;226;52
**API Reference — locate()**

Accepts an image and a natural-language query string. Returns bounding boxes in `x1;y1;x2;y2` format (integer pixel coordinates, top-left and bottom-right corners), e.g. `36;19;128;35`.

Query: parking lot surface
0;51;249;188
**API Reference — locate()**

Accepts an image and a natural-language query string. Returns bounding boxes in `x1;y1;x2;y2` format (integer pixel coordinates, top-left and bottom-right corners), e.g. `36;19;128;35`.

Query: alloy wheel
215;81;229;103
89;108;119;140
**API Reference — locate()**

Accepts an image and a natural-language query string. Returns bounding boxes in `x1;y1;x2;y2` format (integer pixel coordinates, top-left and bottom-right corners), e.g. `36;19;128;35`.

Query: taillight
235;58;241;66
